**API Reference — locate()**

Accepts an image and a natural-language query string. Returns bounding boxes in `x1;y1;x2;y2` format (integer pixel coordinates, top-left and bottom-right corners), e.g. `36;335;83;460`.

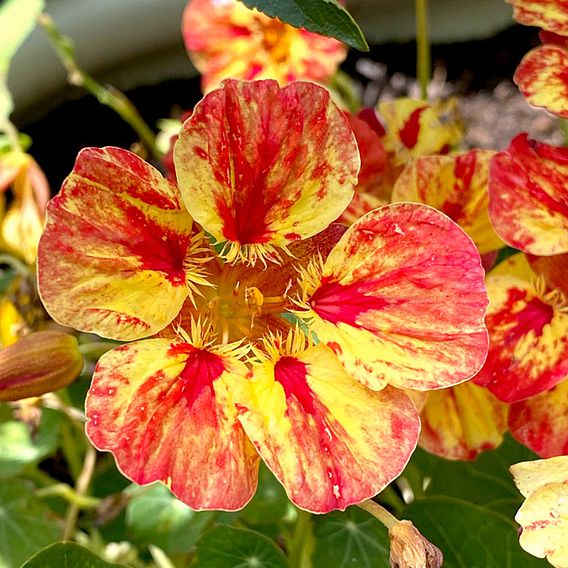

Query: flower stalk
415;0;431;100
37;13;160;160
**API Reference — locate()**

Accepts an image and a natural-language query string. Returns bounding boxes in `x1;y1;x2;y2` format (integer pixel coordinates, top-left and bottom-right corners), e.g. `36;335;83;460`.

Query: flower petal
300;203;488;391
474;275;568;402
419;381;508;460
174;79;358;264
489;134;568;256
509;380;568;458
515;480;568;567
182;0;346;92
235;344;419;513
515;45;568;120
507;0;568;35
38;147;203;341
378;98;460;164
511;455;568;498
392;150;503;254
86;338;259;511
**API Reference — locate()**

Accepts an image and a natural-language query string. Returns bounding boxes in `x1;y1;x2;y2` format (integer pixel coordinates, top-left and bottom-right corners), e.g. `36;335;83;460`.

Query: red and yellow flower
0;151;49;264
38;79;489;512
508;0;568;118
182;0;347;92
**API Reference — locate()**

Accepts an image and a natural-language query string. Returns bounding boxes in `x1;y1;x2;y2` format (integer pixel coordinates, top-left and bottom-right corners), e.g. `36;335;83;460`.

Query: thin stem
43;392;86;424
60;421;83;481
329;70;361;114
37;13;160;160
415;0;431;100
357;499;399;530
0;253;30;275
36;483;101;508
78;341;116;360
149;546;177;568
289;509;314;568
62;445;97;541
0;118;22;152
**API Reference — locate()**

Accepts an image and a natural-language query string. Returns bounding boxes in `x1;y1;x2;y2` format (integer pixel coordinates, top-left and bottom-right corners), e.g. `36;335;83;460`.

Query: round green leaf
312;506;390;567
0;479;60;568
193;525;287;568
21;542;126;567
0;408;61;478
405;497;548;567
126;484;214;554
240;464;288;526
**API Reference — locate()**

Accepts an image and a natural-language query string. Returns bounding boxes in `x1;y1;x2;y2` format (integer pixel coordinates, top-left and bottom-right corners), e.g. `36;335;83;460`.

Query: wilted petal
509;380;568;457
38;147;205;341
507;0;568;35
86;338;259;511
489;134;568;255
182;0;346;92
419;381;508;460
515;45;568;119
174;80;358;265
236;343;419;513
511;455;568;567
392;150;503;254
300;203;488;391
474;275;568;402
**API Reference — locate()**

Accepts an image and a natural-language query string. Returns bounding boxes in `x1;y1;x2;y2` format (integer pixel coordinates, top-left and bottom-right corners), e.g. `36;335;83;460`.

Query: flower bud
0;330;83;401
389;520;443;568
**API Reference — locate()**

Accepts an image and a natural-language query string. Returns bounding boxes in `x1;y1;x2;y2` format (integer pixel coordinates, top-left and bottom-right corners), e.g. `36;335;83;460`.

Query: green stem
289;510;314;568
36;483;101;508
0;253;30;275
415;0;431;100
62;446;97;541
559;118;568;146
37;13;160;160
78;341;116;360
23;466;61;487
60;421;83;481
357;499;398;529
329;70;361;114
0;118;22;152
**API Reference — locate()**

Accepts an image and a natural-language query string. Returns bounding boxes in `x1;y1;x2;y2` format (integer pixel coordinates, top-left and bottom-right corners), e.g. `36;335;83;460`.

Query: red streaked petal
509;380;568;458
86;339;259;511
391;150;503;254
38;147;202;341
474;275;568;402
507;0;568;35
235;344;419;513
301;203;489;391
174;79;358;264
419;382;509;460
489;134;568;256
515;44;568;120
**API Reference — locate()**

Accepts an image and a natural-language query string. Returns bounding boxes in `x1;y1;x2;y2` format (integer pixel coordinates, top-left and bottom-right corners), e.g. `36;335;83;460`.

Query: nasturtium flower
489;134;568;256
38;79;489;512
510;378;568;457
511;455;568;567
507;0;568;33
0;151;49;264
419;381;508;460
182;0;347;92
392;149;503;255
474;254;568;403
509;1;568;118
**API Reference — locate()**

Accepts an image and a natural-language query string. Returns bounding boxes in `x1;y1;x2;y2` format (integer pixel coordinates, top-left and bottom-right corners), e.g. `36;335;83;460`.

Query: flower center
260;19;292;64
202;265;289;343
